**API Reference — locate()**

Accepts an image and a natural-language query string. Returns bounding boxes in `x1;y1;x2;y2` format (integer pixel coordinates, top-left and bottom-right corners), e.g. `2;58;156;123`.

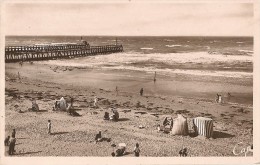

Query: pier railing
5;44;123;63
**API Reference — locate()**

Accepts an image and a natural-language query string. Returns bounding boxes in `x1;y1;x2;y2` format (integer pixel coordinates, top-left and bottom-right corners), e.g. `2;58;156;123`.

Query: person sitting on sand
140;88;144;96
179;148;187;157
110;108;119;121
104;112;110;120
32;100;39;111
4;136;10;146
95;131;102;142
115;147;126;157
133;143;140;157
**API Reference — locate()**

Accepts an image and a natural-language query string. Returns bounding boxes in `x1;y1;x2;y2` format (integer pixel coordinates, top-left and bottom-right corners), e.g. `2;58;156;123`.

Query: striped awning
193;117;213;138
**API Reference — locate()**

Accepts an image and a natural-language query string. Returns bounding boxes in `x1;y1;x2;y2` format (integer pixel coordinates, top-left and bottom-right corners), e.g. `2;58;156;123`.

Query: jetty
5;40;123;63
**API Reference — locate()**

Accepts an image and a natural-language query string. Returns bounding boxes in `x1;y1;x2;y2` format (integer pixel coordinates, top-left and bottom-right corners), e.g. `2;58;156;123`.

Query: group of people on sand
110;143;140;157
4;129;16;155
215;92;232;103
114;71;157;97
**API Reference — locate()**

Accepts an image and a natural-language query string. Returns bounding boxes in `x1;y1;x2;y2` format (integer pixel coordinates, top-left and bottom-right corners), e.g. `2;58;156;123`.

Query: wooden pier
5;41;123;63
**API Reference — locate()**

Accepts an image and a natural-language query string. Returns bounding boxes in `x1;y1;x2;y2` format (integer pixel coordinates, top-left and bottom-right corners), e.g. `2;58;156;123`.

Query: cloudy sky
4;2;253;36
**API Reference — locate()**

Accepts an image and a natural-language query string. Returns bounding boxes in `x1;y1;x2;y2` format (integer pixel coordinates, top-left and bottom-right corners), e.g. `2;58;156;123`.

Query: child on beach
47;120;52;134
133;143;140;157
4;136;10;146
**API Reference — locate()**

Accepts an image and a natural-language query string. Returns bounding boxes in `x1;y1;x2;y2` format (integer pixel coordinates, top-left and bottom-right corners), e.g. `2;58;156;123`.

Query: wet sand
4;62;253;156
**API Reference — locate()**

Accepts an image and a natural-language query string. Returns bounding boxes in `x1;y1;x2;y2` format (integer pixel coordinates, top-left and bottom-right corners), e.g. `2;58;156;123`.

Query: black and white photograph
1;0;260;164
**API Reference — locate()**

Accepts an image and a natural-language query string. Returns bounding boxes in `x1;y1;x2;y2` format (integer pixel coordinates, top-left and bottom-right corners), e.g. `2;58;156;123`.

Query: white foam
140;48;154;50
39;52;252;79
165;45;182;47
239;50;253;53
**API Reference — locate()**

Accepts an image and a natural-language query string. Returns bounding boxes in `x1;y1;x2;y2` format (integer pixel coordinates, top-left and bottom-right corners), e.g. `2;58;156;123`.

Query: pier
5;41;123;63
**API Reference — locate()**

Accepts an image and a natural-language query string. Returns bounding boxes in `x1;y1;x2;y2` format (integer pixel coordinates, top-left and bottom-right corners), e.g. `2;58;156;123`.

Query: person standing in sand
17;72;21;80
11;129;16;138
8;135;16;155
140;88;144;96
154;71;157;83
133;143;140;157
47;120;52;134
94;96;98;107
116;86;119;96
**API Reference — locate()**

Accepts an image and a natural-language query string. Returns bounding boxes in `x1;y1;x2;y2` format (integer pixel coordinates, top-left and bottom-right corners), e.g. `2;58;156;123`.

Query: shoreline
4;61;253;156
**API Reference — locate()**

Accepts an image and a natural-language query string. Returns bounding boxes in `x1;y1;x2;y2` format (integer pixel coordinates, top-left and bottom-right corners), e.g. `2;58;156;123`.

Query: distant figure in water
116;86;118;96
154;71;157;83
140;88;144;96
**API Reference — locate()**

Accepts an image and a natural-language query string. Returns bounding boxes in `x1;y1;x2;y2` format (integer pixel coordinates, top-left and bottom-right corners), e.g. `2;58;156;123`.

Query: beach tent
59;97;67;111
193;117;213;138
171;114;188;135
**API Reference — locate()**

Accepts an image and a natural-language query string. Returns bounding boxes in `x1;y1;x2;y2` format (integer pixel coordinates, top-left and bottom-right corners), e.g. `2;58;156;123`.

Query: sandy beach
4;60;253;157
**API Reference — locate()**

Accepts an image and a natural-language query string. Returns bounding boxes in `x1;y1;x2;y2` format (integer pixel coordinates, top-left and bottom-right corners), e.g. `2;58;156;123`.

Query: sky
3;2;254;36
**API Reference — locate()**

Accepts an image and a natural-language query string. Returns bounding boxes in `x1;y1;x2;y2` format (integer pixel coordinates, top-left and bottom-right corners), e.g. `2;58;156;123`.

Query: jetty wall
5;44;123;63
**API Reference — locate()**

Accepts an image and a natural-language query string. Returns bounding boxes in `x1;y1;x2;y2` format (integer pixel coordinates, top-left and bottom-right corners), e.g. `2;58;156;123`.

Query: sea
5;36;253;79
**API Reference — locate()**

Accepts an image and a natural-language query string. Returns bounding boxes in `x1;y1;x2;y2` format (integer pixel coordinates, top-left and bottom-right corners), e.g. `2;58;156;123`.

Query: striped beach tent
171;114;188;135
193;117;213;138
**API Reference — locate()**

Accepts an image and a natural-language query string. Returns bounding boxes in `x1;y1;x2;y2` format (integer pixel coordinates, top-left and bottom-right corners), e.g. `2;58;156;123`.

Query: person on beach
11;129;16;138
47;120;52;134
95;131;102;142
154;71;157;83
94;96;98;107
17;72;21;80
140;88;144;96
116;86;119;96
133;143;140;157
8;135;16;155
215;94;220;103
19;61;23;67
179;148;187;157
4;136;10;146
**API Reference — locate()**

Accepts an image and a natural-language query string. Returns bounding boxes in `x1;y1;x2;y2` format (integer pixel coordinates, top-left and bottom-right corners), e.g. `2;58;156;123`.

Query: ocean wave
165;45;182;47
140;48;154;50
38;51;252;79
238;50;253;53
39;52;252;67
